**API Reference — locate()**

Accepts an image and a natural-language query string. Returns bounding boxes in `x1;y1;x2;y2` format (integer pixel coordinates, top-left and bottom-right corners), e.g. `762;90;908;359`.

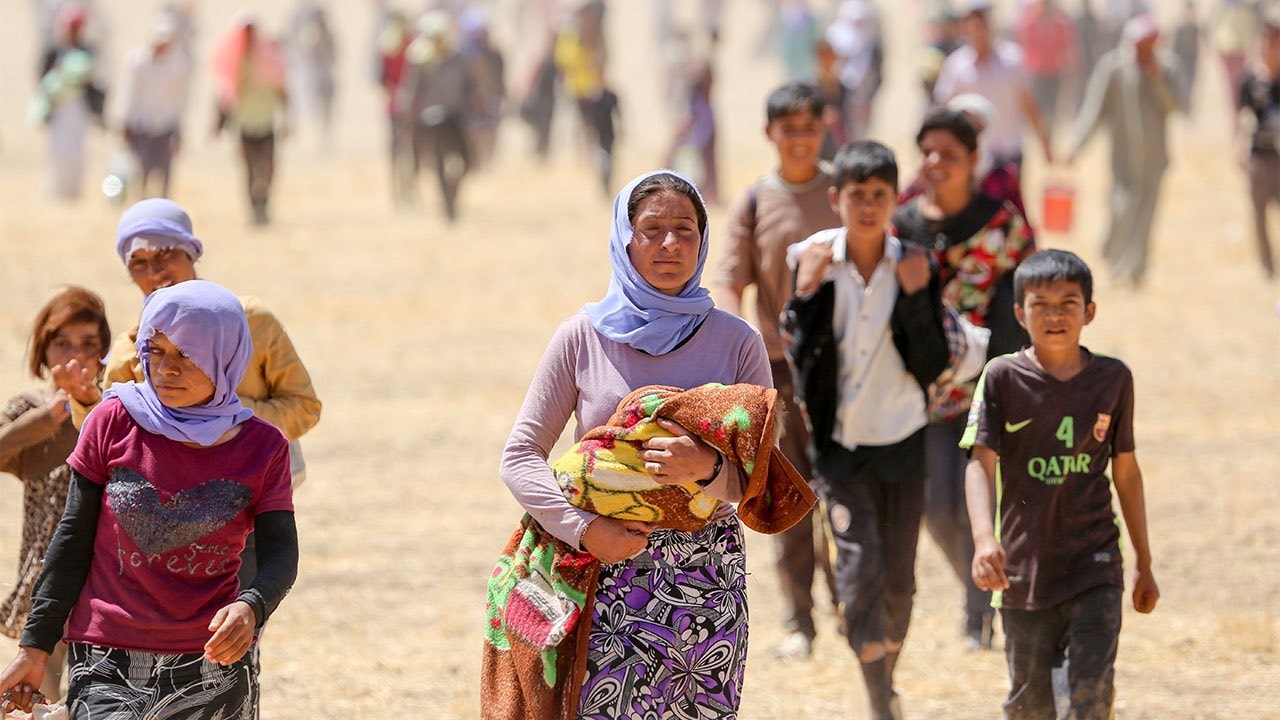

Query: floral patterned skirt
577;514;748;719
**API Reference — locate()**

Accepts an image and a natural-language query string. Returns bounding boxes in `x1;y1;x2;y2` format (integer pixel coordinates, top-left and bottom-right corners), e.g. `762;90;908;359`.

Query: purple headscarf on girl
103;280;254;446
583;169;715;355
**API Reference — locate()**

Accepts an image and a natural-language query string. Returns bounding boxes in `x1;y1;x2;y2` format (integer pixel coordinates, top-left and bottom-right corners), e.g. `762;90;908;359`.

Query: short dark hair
765;82;825;123
831;140;898;193
1013;249;1094;305
915;107;979;153
627;172;708;235
27;286;111;379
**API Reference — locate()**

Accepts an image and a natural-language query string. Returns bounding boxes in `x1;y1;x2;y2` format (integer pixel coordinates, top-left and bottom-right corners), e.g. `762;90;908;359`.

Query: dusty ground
1;0;1278;718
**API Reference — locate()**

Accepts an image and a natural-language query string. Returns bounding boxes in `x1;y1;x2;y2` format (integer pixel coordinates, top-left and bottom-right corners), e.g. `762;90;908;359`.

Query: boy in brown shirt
715;82;839;659
962;249;1159;719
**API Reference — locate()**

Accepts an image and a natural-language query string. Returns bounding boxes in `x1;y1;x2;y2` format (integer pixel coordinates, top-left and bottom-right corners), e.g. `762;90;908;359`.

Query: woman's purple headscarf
103;280;254;446
583;169;715;355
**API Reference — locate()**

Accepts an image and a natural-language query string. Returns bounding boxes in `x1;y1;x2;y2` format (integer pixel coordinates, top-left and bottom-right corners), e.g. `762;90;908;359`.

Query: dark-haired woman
891;108;1036;651
498;170;770;716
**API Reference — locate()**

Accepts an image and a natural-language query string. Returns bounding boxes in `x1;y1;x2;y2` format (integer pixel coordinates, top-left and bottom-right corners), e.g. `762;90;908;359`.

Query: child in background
962;249;1158;719
0;280;299;719
666;59;719;205
0;287;110;703
715;81;840;660
784;141;948;719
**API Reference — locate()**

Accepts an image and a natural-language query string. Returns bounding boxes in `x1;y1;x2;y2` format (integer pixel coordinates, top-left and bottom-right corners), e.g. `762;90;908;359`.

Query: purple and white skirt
577;514;749;719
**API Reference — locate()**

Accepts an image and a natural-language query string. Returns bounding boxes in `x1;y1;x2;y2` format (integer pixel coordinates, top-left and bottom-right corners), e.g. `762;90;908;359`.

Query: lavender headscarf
115;198;204;264
103;280;254;446
583;170;715;355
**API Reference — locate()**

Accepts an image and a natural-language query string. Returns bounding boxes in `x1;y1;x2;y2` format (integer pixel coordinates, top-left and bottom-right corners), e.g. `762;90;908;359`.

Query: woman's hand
50;359;101;407
640;419;720;486
0;646;49;715
581;517;653;564
205;601;256;665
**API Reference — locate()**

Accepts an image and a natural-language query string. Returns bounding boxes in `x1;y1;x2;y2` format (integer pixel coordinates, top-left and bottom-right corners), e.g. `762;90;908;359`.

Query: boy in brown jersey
961;249;1159;719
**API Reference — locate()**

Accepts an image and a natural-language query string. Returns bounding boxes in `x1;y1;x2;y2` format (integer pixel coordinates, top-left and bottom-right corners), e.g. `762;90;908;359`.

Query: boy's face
829;177;896;246
1014;279;1096;354
765;110;823;169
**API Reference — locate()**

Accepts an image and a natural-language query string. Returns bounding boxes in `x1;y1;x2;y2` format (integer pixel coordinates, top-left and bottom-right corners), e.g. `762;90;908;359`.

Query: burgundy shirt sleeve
66;398;116;484
253;426;295;516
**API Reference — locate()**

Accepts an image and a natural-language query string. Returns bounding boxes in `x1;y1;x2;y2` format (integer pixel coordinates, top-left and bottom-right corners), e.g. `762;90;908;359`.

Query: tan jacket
72;296;321;440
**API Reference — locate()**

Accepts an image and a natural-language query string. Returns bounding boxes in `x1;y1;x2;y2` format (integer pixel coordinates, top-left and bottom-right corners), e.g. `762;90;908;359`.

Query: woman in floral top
891;107;1035;651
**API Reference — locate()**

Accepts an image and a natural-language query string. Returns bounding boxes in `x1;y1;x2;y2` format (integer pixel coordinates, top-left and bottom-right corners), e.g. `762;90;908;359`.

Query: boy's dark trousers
239;131;275;224
1000;584;1122;720
813;429;925;660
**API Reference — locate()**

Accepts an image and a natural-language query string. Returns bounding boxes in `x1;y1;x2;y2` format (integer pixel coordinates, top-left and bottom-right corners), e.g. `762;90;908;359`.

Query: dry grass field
1;0;1278;717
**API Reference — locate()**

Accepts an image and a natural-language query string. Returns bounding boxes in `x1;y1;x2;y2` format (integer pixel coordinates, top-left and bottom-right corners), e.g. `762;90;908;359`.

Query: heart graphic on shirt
106;467;253;556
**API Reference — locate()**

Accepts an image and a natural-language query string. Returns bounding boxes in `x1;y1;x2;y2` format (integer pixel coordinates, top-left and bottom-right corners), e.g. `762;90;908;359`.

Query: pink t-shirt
65;398;293;653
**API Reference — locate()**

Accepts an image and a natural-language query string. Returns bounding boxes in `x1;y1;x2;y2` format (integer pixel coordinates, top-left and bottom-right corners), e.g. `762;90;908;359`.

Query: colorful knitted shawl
481;382;815;719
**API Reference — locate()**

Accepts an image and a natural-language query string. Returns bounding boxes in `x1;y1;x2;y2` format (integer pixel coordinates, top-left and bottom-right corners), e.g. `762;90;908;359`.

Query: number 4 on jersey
1055;416;1075;449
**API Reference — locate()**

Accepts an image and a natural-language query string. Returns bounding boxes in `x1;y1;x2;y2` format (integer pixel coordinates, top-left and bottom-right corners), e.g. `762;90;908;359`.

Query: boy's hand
205;601;256;665
971;536;1009;591
1132;567;1159;613
895;247;931;295
581;517;652;564
0;646;49;714
795;242;834;297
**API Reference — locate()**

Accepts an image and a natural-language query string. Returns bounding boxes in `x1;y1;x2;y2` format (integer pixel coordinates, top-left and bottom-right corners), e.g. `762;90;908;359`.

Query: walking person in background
377;9;416;209
934;0;1055;173
32;2;107;201
0;281;300;720
1172;0;1203;114
1069;13;1179;287
211;14;289;226
119;16;190;199
1209;0;1264;116
519;33;559;162
1015;0;1079;138
587;78;622;198
288;1;338;147
1236;17;1280;279
398;11;472;222
666;60;720;205
1;288;111;704
459;9;506;170
825;0;884;142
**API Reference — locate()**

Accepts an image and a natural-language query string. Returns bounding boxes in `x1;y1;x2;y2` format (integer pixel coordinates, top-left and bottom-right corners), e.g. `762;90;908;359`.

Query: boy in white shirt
783;141;948;720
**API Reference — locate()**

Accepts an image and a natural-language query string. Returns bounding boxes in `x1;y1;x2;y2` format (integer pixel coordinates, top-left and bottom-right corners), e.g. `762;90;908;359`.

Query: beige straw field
1;0;1277;717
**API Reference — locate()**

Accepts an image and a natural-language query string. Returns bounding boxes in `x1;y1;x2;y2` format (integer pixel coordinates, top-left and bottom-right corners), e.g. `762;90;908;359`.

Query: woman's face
147;331;215;408
45;320;105;372
627;190;703;296
919;128;977;198
127;247;197;297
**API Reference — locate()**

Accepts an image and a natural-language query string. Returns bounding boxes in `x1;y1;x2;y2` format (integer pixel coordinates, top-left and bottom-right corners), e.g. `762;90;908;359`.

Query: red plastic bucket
1042;181;1076;234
